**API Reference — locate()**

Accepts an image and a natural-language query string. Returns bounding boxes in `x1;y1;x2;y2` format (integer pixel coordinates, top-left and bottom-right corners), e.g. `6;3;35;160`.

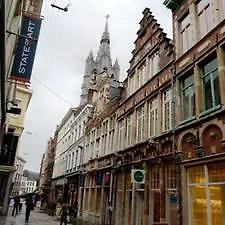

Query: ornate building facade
164;0;225;225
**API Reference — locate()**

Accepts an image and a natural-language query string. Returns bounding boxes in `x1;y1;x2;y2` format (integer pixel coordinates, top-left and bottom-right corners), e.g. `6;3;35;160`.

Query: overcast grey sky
19;0;172;172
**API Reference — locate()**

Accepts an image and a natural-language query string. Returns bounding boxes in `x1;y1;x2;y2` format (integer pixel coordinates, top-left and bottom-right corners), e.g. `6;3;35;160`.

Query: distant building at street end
38;134;57;204
20;170;39;194
11;156;26;196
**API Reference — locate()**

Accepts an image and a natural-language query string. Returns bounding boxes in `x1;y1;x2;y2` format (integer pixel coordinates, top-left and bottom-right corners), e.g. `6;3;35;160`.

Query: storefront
186;161;225;225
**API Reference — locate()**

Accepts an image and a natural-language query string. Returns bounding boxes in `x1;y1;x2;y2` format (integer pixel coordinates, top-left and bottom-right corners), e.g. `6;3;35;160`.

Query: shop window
163;88;172;131
200;56;220;112
148;98;157;137
188;163;225;225
167;165;177;189
197;0;214;39
188;165;205;183
180;74;195;121
150;167;160;190
208;162;225;182
179;12;192;54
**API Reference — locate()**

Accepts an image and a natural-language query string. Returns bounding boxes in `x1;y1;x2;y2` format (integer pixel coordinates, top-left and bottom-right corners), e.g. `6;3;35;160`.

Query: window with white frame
118;120;124;150
197;0;214;39
136;72;140;90
137;105;145;142
130;74;135;94
181;74;195;121
188;162;225;225
71;152;74;170
149;98;158;137
180;12;192;54
150;52;159;78
163;88;172;131
200;56;220;111
138;63;146;87
126;113;133;146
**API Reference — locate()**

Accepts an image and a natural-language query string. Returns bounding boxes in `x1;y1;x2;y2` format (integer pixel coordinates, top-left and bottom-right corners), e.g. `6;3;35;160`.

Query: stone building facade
39;135;57;204
113;8;175;225
11;156;26;196
164;0;225;225
52;108;78;203
49;1;225;225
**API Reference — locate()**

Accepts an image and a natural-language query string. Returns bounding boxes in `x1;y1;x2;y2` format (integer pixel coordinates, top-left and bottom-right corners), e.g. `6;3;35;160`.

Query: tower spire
101;15;110;44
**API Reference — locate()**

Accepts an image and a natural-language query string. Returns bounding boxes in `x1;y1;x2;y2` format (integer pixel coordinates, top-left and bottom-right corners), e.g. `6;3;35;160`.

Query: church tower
80;16;120;105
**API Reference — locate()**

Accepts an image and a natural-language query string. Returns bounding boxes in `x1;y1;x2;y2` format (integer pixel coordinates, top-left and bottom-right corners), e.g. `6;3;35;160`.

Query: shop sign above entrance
131;169;145;184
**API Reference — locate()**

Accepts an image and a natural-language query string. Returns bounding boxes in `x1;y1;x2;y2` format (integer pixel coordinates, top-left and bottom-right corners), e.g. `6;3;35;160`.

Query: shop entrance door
135;191;144;225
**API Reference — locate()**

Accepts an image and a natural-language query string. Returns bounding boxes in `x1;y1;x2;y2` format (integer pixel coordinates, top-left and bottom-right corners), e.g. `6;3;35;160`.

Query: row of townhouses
40;0;225;225
0;0;43;215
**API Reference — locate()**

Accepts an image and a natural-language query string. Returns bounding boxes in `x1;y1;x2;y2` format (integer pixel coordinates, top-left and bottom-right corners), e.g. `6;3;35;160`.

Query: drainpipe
171;67;183;225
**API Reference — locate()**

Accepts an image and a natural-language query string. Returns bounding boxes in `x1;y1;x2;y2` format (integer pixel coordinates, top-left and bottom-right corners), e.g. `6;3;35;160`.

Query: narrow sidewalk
0;206;59;225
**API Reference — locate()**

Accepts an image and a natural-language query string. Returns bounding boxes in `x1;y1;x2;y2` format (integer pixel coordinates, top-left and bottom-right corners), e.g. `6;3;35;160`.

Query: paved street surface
0;206;59;225
0;206;90;225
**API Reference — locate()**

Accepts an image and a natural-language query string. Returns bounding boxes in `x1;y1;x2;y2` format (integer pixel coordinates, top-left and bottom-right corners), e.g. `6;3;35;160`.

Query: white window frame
180;13;192;54
126;113;133;146
197;0;214;39
187;164;225;225
150;52;159;78
149;98;158;137
118;120;124;150
163;89;172;131
136;105;145;142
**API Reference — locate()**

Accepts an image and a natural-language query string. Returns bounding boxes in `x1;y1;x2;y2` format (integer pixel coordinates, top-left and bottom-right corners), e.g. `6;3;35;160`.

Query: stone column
194;65;202;116
217;47;225;106
175;78;181;126
87;176;91;212
189;2;198;45
143;162;150;225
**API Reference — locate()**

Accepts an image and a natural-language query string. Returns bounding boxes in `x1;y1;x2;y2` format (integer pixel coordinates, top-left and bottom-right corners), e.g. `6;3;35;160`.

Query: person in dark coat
25;194;34;222
12;195;20;216
70;201;78;218
60;203;69;225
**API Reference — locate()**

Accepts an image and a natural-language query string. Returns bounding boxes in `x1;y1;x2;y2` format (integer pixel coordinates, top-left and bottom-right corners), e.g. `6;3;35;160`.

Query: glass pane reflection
190;186;207;225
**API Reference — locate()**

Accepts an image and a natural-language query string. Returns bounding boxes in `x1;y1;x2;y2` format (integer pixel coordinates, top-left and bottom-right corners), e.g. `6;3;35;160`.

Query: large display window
188;162;225;225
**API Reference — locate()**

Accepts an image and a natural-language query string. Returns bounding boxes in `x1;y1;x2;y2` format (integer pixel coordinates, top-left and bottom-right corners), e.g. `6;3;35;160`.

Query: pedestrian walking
25;194;34;222
59;203;69;225
71;201;78;218
11;195;20;216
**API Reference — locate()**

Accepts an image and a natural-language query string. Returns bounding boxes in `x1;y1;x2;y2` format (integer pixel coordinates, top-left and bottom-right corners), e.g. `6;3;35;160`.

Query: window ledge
179;116;196;126
199;105;221;118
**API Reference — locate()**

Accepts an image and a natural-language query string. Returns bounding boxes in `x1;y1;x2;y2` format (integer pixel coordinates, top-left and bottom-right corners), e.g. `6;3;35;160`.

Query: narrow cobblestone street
0;207;89;225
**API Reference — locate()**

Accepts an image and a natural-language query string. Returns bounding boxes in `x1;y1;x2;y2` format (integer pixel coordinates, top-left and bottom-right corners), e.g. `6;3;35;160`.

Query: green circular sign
134;170;144;182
